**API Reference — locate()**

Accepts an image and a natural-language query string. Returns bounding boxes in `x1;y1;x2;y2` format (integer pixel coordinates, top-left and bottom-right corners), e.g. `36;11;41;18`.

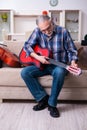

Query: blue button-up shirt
24;25;78;64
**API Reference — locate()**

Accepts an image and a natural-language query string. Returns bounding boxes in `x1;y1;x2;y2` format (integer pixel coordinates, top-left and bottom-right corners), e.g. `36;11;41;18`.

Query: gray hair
36;15;51;25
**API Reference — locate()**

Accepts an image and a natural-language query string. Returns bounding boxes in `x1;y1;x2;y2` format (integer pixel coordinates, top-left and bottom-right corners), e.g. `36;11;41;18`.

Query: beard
46;30;53;37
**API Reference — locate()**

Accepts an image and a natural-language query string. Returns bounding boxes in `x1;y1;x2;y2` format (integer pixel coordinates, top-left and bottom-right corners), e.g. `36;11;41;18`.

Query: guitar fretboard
48;58;67;69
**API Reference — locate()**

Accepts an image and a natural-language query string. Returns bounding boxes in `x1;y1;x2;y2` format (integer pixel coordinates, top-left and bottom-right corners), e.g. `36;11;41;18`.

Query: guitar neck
48;58;68;69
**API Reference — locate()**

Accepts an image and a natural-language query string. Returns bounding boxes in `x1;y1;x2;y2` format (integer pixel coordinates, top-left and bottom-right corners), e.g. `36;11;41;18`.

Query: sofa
0;40;87;103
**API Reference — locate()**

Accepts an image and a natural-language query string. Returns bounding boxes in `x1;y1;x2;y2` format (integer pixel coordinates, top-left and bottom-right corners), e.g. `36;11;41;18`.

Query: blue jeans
21;64;67;107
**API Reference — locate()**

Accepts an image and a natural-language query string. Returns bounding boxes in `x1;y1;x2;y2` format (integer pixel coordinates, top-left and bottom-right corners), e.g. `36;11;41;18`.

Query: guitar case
0;46;21;68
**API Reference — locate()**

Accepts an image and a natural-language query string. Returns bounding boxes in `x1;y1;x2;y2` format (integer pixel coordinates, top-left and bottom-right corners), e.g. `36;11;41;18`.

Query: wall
0;0;87;40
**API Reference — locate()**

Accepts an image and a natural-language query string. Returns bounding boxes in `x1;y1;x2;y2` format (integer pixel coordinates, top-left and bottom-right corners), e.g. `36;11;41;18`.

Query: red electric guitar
19;45;82;76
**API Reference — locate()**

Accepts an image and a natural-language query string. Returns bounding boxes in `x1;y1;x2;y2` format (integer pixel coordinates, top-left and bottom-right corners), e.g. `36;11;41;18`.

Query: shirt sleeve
23;28;39;56
63;29;78;63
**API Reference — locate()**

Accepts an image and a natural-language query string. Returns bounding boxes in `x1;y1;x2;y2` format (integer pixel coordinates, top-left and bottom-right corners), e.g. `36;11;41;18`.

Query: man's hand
71;60;78;67
30;52;49;64
37;55;49;64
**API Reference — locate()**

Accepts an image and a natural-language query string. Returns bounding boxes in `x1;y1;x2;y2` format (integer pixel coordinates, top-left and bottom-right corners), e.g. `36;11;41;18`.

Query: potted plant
1;13;8;22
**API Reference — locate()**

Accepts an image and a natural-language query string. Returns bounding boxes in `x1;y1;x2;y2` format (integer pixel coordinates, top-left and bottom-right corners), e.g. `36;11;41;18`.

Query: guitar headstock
67;66;82;76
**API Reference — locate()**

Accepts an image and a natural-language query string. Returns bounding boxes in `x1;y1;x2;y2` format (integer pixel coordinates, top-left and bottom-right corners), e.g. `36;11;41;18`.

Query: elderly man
21;13;78;118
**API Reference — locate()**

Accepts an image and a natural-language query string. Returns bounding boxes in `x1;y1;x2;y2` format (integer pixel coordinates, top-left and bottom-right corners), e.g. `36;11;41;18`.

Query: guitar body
19;45;49;68
0;47;21;67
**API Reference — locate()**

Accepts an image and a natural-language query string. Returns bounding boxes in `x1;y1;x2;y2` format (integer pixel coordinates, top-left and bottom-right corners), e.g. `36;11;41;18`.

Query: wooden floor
0;101;87;130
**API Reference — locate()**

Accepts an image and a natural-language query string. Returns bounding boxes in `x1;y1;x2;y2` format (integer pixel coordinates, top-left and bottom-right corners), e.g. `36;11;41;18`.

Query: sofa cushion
3;41;24;56
3;41;81;57
0;68;25;86
0;67;87;88
0;67;52;87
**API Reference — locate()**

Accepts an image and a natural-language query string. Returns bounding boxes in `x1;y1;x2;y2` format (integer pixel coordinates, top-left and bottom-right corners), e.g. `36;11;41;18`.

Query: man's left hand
71;60;78;67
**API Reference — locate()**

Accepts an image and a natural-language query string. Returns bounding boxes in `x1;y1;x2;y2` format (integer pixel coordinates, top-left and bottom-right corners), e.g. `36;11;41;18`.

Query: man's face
38;20;53;36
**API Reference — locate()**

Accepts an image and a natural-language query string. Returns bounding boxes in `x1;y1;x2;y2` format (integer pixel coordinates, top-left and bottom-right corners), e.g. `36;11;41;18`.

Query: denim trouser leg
48;66;67;107
21;64;67;106
21;65;49;102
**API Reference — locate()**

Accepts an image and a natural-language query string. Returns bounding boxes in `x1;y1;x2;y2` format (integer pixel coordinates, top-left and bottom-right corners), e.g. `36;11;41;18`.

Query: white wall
0;0;87;40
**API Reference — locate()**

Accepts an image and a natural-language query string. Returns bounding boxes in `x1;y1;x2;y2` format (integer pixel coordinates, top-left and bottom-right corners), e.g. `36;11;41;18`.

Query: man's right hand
30;52;49;64
37;55;49;64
